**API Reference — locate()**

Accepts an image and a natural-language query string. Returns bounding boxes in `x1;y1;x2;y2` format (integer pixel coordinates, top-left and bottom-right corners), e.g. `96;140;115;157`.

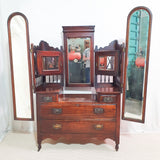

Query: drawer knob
94;124;104;130
53;124;62;130
52;108;62;114
103;96;113;103
94;107;104;114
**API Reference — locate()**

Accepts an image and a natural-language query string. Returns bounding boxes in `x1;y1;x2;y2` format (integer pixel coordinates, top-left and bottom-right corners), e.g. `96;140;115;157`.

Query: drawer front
40;104;116;120
40;120;116;134
98;95;117;103
39;94;59;103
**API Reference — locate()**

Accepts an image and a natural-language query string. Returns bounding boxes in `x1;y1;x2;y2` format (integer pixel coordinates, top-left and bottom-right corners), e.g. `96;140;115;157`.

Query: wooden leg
115;144;119;151
37;138;42;151
38;143;41;152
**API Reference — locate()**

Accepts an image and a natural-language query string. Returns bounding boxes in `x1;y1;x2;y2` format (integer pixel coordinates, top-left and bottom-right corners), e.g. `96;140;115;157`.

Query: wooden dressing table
31;26;124;151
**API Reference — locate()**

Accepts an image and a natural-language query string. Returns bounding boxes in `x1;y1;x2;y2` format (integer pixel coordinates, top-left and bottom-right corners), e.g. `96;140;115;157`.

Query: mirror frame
63;26;95;87
122;6;152;123
7;12;34;120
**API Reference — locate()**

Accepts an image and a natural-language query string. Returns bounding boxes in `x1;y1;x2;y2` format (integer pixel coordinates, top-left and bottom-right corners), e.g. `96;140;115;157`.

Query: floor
125;99;142;115
0;132;160;160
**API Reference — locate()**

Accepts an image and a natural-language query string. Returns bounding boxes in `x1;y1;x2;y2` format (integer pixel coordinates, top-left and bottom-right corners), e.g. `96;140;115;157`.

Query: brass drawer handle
53;124;62;130
52;108;62;114
94;107;104;114
103;96;113;103
42;96;52;102
94;124;104;130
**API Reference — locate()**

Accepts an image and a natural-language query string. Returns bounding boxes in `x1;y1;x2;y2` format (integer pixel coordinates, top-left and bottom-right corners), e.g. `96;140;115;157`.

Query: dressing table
31;26;124;151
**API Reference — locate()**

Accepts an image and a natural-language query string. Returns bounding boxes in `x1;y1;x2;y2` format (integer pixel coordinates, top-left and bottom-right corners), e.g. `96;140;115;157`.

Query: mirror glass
9;14;33;119
43;56;59;70
98;56;115;71
123;8;151;122
67;38;91;83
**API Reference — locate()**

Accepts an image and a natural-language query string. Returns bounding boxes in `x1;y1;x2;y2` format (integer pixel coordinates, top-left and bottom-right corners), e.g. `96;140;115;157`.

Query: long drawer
40;103;116;120
40;120;116;134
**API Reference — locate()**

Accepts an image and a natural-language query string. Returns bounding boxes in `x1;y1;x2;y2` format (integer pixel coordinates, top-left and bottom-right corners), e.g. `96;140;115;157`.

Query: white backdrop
1;0;160;140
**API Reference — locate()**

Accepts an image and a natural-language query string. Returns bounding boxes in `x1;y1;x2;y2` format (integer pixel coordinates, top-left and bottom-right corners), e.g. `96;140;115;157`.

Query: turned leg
115;143;119;151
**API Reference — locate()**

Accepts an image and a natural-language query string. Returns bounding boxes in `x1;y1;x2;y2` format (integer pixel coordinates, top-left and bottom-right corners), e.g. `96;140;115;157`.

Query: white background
0;0;160;140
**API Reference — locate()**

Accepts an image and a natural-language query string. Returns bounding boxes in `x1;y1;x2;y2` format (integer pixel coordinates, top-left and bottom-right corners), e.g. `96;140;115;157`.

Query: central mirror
63;26;95;87
67;38;91;83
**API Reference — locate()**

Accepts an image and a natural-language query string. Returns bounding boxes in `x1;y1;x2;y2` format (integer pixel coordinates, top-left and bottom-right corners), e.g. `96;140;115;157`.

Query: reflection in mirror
98;56;115;71
43;56;59;70
8;13;34;120
67;38;91;83
122;7;152;122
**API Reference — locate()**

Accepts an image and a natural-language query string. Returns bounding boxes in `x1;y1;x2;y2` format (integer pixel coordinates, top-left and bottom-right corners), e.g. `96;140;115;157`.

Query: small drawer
39;94;59;103
98;95;117;103
40;120;116;134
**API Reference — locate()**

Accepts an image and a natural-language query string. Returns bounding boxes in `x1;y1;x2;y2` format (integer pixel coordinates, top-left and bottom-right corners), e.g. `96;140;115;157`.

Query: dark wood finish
95;50;119;75
31;41;63;91
40;103;116;120
63;26;95;87
95;41;124;92
33;37;123;151
37;51;63;75
7;12;34;121
122;6;152;123
40;120;116;134
36;91;121;151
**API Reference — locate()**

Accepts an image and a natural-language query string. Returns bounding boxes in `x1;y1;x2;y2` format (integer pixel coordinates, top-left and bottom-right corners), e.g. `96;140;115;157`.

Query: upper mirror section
37;50;63;75
95;50;119;76
8;12;34;120
67;38;91;83
43;56;59;70
63;26;95;87
122;7;152;123
98;56;115;71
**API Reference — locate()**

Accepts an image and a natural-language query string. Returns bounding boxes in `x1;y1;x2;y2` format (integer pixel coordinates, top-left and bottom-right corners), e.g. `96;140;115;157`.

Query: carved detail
40;134;116;145
95;40;124;52
34;41;61;52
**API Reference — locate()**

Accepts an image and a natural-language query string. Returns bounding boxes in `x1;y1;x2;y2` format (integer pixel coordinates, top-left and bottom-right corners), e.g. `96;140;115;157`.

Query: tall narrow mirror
8;12;34;120
122;7;152;123
63;26;95;87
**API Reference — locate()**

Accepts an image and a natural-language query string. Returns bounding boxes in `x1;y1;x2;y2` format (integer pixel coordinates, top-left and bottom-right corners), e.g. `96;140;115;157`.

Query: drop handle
42;96;52;102
94;124;104;130
94;107;104;114
52;108;62;114
103;96;113;103
53;124;62;130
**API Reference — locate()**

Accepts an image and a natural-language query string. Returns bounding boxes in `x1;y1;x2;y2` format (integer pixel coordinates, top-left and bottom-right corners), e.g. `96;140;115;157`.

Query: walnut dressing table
31;26;124;151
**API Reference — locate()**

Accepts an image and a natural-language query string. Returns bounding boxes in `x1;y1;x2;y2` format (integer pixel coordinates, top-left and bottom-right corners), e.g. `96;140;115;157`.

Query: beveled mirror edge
122;6;152;123
7;12;34;121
